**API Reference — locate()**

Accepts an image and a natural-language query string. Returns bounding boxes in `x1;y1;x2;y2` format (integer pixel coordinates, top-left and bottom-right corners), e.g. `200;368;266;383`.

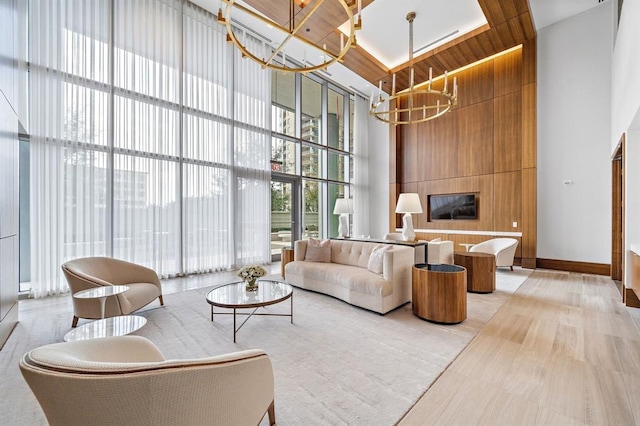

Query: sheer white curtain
29;0;111;297
232;33;271;267
182;2;270;271
352;95;370;238
111;0;182;277
28;0;272;297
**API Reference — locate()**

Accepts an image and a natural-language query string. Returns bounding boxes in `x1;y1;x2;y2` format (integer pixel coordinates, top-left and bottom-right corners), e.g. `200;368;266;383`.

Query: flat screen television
428;193;477;220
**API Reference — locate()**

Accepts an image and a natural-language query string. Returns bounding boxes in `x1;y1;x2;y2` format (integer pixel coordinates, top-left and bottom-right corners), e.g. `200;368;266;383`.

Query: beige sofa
285;239;414;314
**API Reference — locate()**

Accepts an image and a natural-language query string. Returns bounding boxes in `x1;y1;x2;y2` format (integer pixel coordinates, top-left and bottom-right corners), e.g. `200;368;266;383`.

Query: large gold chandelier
218;0;362;73
370;12;458;125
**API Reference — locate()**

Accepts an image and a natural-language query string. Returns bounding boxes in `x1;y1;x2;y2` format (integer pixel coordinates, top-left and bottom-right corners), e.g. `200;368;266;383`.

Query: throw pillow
368;244;390;275
430;238;441;242
305;238;331;263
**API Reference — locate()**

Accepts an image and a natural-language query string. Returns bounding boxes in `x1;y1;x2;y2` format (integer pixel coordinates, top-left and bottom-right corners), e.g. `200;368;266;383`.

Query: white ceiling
339;0;487;69
528;0;610;30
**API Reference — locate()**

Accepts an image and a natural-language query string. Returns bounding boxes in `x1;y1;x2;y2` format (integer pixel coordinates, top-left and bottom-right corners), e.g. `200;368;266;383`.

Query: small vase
245;279;258;292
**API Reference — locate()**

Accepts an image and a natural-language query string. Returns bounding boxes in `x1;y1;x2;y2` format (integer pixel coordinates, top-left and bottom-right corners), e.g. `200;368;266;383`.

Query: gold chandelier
218;0;362;73
370;12;458;125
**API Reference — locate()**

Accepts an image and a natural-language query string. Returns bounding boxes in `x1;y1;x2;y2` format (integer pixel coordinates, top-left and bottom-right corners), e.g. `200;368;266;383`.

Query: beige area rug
1;268;532;425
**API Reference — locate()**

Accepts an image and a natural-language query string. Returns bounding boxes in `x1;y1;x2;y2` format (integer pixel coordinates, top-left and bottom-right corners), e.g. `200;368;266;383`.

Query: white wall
611;0;640;151
537;3;613;264
367;115;390;239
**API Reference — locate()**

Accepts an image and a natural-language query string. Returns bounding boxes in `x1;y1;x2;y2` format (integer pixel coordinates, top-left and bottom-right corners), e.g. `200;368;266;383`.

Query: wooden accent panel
401;122;419;183
456;60;494;108
394;43;536;268
522;84;537;169
493;49;522;97
521;168;536;268
494;92;522;172
536;258;611;276
389;116;399;231
418;109;461;181
522;38;537;85
389;184;399;232
412;265;467;324
457;101;494;177
494;171;521;232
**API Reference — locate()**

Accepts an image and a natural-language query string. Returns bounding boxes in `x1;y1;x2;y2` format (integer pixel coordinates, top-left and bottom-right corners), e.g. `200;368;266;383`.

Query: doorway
611;134;625;298
271;175;300;262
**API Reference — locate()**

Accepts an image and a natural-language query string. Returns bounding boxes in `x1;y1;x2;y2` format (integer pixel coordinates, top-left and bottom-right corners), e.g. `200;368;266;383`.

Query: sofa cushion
367;245;390;275
285;261;393;297
331;240;374;268
304;238;331;262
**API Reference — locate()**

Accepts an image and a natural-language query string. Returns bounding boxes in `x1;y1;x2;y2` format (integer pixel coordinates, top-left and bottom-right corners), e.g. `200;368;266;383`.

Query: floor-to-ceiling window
270;68;353;246
25;0;270;297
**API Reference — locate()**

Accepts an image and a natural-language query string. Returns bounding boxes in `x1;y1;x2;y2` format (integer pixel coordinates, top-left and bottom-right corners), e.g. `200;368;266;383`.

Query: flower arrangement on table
237;265;267;291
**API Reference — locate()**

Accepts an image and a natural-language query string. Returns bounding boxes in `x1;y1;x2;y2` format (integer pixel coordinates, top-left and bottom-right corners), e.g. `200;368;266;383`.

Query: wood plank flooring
400;269;640;425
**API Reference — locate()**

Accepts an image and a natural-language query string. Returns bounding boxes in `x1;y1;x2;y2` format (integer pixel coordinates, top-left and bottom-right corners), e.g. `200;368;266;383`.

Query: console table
332;237;427;264
412;263;467;324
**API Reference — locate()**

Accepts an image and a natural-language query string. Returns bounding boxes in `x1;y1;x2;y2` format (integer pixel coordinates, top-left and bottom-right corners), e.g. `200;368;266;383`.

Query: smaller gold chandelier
370;12;458;125
218;0;362;74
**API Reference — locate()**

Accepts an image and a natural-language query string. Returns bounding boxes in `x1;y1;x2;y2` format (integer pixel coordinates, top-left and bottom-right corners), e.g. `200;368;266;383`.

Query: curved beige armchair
470;238;519;270
20;336;276;426
383;232;405;241
62;257;163;327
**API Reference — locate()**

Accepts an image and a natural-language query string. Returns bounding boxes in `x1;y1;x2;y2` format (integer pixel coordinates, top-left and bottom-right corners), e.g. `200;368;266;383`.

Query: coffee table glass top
63;315;147;342
206;280;293;309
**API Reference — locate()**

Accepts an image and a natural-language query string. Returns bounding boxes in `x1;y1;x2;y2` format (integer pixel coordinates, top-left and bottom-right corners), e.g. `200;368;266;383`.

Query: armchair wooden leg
267;401;276;425
510;266;513;271
158;295;164;306
71;316;79;328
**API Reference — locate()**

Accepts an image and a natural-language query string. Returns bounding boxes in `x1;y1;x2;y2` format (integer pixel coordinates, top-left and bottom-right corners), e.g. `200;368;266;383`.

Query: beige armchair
62;257;164;327
427;240;454;264
470;238;519;270
20;336;276;426
383;232;405;241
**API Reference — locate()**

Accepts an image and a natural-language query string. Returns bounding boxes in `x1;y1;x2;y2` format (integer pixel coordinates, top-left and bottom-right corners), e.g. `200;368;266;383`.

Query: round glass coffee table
206;280;293;342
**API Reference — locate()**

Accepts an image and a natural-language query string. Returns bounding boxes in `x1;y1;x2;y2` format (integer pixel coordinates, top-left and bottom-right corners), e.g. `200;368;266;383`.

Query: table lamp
395;193;422;241
333;198;353;238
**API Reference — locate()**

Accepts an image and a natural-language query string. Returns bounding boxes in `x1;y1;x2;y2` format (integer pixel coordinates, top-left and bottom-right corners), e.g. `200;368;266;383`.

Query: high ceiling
192;0;609;96
220;0;535;93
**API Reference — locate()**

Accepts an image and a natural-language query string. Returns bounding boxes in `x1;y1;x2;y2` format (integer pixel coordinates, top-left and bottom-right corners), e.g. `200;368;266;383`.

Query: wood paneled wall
390;41;537;267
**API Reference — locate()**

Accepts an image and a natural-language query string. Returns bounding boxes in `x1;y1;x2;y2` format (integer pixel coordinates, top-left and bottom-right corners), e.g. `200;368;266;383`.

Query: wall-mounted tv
428;193;477;220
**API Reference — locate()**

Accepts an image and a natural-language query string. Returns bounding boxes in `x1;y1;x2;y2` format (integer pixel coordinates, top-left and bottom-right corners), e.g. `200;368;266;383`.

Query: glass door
271;175;299;261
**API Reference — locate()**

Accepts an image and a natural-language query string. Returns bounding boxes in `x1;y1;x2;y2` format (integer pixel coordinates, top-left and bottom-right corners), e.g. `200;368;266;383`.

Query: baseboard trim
625;288;640;308
536;258;611;276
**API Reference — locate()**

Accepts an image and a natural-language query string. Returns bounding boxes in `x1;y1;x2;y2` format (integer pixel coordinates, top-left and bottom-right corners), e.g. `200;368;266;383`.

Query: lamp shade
395;193;423;214
333;198;353;214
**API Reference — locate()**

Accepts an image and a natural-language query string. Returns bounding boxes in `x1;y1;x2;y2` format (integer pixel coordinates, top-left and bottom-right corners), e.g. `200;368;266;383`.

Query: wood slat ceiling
242;0;535;91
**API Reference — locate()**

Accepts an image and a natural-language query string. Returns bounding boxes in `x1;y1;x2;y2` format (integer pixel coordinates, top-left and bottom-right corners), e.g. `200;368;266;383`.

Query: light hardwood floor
13;266;640;425
400;269;640;425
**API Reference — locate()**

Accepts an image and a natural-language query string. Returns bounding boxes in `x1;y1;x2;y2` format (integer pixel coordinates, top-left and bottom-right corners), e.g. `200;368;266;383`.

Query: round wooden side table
454;252;496;293
412;264;467;324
